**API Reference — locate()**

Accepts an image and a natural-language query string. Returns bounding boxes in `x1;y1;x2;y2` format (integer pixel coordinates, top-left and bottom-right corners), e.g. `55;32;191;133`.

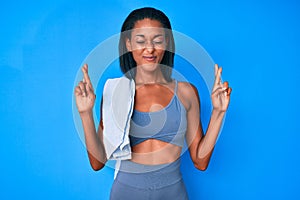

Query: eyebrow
135;34;164;38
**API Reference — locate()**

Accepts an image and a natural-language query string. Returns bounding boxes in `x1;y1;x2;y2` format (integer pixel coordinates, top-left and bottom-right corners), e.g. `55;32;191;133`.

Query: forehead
131;19;165;36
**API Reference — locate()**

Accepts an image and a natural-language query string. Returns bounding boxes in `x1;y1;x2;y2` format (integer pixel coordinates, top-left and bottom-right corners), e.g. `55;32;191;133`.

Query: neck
135;67;166;85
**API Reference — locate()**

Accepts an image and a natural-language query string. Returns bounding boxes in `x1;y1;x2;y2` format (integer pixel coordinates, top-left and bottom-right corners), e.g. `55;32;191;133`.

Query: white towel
102;77;135;161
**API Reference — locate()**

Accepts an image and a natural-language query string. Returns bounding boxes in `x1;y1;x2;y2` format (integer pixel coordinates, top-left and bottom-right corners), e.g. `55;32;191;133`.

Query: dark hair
119;7;175;81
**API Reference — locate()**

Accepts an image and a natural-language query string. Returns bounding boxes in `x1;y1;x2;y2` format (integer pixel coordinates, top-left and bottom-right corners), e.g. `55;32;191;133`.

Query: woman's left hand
211;64;232;112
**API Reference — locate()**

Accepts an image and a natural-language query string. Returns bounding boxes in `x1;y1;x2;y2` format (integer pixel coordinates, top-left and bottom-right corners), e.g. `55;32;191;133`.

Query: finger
214;64;222;76
214;64;218;76
222;81;232;95
87;82;94;92
212;83;229;97
83;68;94;91
86;83;95;98
83;78;95;98
218;67;222;83
227;87;232;96
74;86;82;96
212;86;225;95
81;64;94;90
81;64;88;79
223;81;228;89
78;81;87;96
222;81;228;95
213;65;222;86
83;81;93;97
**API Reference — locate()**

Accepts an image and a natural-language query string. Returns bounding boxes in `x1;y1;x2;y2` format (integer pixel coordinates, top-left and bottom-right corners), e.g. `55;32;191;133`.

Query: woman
75;7;232;200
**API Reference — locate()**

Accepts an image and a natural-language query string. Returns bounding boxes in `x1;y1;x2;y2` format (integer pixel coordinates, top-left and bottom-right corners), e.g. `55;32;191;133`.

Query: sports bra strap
174;80;178;94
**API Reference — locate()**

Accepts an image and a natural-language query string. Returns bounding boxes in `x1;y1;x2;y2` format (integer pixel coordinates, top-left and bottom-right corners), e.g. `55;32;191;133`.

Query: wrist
79;110;93;118
212;108;226;116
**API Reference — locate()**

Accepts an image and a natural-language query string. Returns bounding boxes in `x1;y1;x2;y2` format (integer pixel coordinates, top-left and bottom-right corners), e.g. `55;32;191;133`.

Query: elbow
91;165;104;171
90;162;105;171
87;152;106;171
194;162;208;171
193;156;210;171
193;151;213;171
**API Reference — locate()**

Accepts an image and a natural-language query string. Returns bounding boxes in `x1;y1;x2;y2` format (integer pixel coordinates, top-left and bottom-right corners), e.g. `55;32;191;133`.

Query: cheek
131;50;143;63
131;49;142;57
157;50;165;58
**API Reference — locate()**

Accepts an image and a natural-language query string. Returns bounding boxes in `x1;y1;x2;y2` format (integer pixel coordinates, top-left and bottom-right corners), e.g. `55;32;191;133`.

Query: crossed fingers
75;64;95;98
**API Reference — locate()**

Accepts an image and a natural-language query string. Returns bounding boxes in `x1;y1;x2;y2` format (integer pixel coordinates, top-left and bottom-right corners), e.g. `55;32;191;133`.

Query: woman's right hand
74;64;96;115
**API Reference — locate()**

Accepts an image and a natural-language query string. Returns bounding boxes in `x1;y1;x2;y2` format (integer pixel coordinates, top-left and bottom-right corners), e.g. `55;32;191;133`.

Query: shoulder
177;81;199;98
176;81;200;111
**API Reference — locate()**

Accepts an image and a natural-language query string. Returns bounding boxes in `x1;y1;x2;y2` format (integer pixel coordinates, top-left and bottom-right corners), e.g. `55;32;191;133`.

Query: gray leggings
110;159;189;200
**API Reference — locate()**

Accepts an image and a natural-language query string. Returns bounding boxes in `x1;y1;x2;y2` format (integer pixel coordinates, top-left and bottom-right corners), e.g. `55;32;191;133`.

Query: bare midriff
131;139;182;165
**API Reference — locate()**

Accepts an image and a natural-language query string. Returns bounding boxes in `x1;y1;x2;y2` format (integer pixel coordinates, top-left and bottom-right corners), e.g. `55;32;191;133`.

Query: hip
110;159;188;199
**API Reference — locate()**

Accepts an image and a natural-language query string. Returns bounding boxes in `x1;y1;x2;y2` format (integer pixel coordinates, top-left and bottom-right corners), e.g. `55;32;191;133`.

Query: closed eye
153;40;163;44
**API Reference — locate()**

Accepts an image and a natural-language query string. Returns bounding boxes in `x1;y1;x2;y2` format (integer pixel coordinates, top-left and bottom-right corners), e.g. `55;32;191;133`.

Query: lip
143;55;157;62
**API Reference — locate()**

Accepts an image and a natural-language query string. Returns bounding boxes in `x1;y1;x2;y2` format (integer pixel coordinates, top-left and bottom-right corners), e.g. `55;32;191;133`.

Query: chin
138;63;160;72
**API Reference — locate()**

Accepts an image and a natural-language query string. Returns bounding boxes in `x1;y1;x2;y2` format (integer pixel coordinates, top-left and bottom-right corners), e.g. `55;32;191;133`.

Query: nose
145;41;154;53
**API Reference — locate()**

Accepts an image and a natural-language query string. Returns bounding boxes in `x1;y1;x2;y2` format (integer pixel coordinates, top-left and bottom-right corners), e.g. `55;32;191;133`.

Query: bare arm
186;64;232;171
75;64;107;171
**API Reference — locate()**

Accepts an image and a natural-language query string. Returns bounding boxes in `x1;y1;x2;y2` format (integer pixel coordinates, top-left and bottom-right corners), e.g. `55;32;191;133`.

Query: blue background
1;0;299;199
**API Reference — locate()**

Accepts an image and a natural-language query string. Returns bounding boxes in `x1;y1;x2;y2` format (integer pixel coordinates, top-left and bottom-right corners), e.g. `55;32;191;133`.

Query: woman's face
126;18;167;72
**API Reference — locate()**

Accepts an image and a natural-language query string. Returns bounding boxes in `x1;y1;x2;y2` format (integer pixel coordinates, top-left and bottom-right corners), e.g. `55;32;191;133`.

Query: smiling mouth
143;56;157;62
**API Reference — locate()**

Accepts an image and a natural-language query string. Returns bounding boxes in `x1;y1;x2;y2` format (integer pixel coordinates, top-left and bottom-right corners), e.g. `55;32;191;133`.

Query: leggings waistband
116;159;182;189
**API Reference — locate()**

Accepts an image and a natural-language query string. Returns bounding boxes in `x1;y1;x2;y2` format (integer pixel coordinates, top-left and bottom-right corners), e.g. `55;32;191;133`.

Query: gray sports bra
129;80;187;147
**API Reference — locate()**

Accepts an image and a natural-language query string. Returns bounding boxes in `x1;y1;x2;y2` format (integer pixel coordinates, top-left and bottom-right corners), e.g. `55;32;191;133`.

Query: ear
125;38;132;52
